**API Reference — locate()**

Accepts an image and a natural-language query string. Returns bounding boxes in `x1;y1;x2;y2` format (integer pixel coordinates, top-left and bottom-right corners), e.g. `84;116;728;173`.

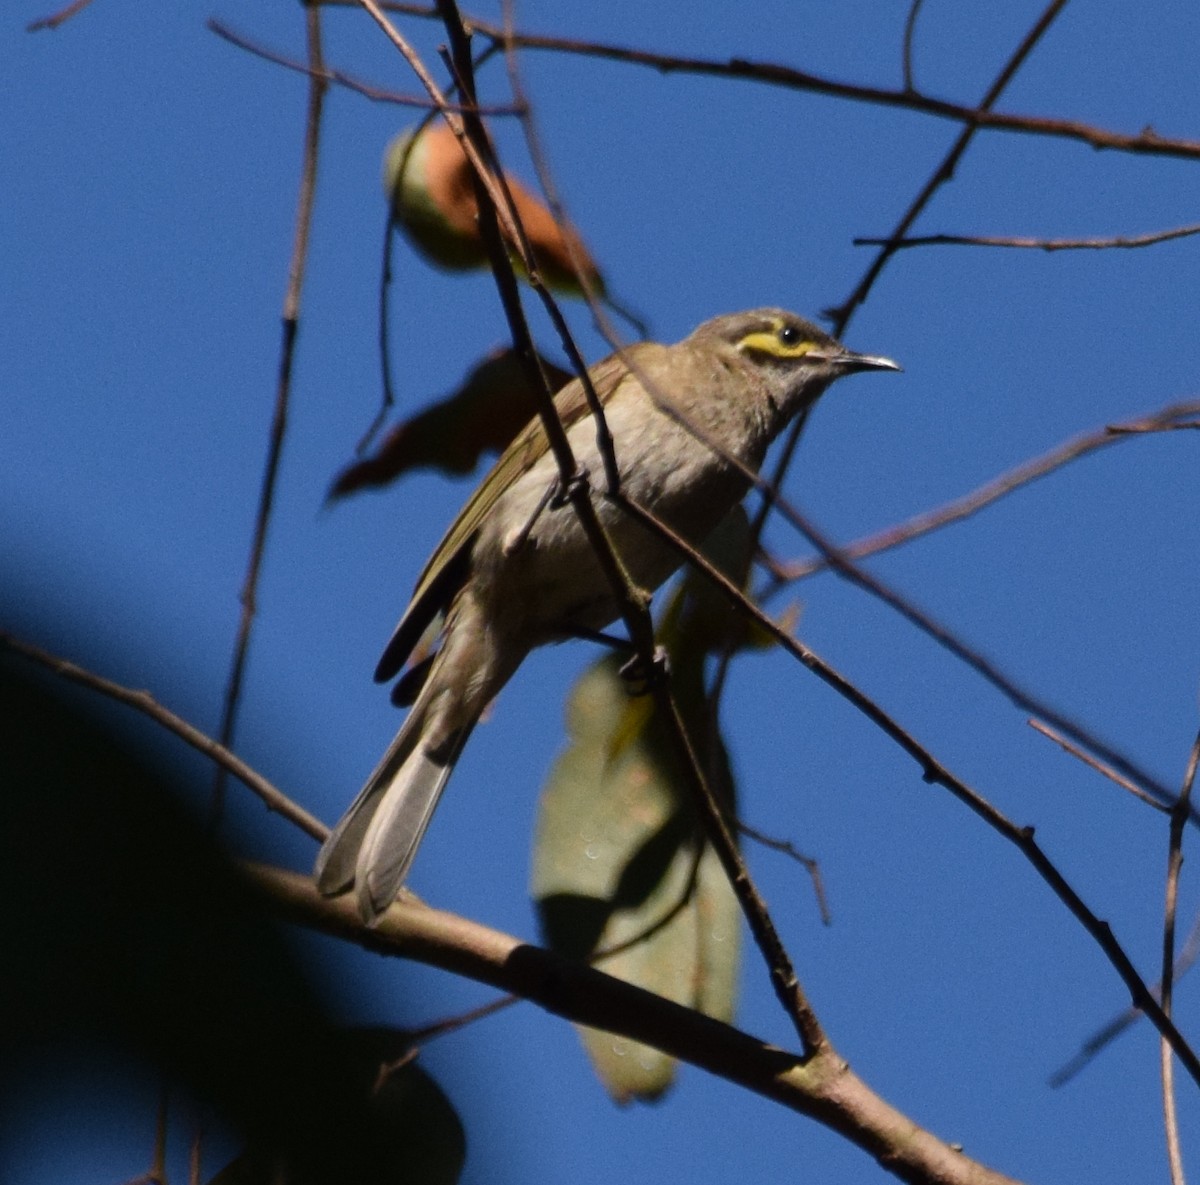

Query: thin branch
1109;420;1200;434
358;0;825;1056
355;2;1200;164
738;821;833;926
252;862;1026;1185
405;992;519;1044
0;630;327;842
608;492;1200;1090
1028;718;1170;814
775;400;1200;583
497;3;649;341
367;41;502;454
708;0;1074;815
901;0;925;92
596;331;1195;833
1051;911;1200;1087
855;222;1200;252
26;0;95;32
1162;723;1200;1185
830;0;1072;334
210;5;329;833
779;503;1196;824
208;18;520;114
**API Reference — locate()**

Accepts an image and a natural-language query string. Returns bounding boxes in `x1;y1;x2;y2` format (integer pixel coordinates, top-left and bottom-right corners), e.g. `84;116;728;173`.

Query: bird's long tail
314;606;506;921
316;590;515;922
312;707;468;923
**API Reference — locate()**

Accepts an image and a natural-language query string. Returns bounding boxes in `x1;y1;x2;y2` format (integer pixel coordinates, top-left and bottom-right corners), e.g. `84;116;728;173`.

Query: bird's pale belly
481;463;750;643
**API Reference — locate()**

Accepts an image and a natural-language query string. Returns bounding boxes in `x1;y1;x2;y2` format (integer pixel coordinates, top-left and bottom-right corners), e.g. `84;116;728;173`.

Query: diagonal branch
608;492;1200;1091
0;630;328;842
829;0;1072;333
773;400;1200;583
253;862;1026;1185
208;18;520;114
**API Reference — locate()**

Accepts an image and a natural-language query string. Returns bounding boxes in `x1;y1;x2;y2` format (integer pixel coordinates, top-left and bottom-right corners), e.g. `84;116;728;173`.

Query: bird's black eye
778;324;801;347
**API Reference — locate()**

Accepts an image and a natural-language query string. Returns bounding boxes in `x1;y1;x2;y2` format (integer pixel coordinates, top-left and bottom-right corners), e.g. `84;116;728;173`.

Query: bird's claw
549;465;590;509
619;645;670;695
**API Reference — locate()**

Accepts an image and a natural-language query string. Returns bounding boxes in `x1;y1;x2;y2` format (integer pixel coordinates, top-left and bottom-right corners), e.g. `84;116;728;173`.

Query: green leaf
532;653;740;1104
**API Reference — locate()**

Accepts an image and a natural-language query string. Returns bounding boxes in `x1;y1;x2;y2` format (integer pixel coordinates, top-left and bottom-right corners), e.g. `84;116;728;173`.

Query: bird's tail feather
352;725;469;921
313;649;481;922
315;591;506;921
312;702;428;899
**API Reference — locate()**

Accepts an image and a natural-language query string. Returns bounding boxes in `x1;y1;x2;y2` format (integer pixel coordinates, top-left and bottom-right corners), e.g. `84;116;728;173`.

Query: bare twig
210;5;329;833
497;2;649;340
367;42;502;454
738;821;833;926
208;18;519;113
448;0;828;1052
708;0;1074;810
1051;911;1200;1087
354;2;1200;164
1161;724;1200;1185
608;491;1200;1089
358;0;825;1056
774;400;1200;583
830;0;1072;333
595;327;1195;834
0;630;327;841
901;0;925;92
781;503;1195;825
405;992;519;1044
26;0;95;31
1028;718;1170;814
855;222;1200;252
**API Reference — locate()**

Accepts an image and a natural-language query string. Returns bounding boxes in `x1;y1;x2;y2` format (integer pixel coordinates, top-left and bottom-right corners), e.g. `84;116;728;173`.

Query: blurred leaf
330;347;571;497
211;1035;464;1185
383;123;605;296
531;508;795;1101
0;659;465;1185
532;654;740;1104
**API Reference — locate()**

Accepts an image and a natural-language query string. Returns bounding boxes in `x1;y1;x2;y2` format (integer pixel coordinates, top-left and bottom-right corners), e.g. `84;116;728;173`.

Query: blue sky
4;1;1200;1182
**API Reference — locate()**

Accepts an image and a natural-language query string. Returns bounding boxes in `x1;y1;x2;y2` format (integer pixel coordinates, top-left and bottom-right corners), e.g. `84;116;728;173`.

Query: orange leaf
383;123;605;296
329;347;572;498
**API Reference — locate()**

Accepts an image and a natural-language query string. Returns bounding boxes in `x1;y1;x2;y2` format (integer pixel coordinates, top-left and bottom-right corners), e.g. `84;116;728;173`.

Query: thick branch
253;863;1024;1185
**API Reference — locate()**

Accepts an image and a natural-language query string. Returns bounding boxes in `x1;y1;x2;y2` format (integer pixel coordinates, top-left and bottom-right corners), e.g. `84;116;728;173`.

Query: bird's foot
548;465;590;509
619;646;670;695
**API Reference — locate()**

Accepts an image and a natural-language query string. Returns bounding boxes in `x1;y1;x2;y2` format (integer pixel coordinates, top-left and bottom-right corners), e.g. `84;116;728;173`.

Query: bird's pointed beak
826;349;902;374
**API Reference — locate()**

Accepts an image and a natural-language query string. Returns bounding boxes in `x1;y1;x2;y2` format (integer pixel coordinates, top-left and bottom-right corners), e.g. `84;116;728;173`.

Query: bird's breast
473;387;761;641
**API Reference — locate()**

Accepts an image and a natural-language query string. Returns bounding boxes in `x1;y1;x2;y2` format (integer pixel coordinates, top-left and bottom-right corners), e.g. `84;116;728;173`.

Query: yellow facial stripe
737;329;817;359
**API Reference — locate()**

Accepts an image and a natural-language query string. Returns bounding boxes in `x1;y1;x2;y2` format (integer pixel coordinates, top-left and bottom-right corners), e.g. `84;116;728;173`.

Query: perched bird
316;309;899;921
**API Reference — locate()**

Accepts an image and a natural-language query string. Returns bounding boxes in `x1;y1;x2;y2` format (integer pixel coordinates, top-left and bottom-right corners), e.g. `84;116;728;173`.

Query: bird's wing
373;351;634;682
